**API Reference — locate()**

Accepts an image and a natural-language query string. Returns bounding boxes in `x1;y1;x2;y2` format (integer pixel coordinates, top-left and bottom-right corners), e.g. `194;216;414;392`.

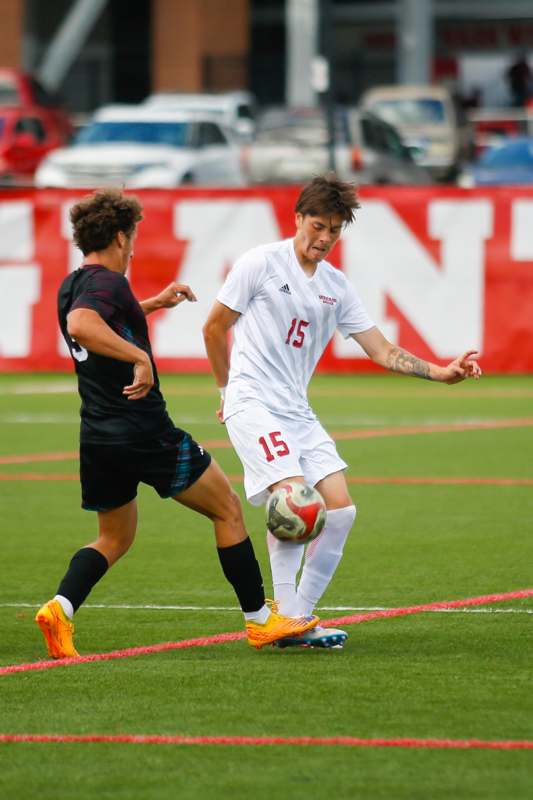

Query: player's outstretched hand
156;282;197;308
442;350;482;385
123;358;154;400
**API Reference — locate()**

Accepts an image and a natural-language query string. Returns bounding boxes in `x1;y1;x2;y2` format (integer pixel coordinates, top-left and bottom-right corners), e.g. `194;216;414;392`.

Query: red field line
0;733;531;750
1;472;532;486
331;417;533;443
1;415;532;467
2;588;532;677
343;476;533;486
0;451;77;465
0;473;77;481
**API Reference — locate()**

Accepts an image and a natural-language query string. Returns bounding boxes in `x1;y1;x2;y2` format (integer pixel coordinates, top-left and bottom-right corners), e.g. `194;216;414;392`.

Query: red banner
0;186;532;373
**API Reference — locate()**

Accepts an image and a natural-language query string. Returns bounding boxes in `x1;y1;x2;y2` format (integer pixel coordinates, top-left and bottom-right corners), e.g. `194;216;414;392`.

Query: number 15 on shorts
258;431;290;462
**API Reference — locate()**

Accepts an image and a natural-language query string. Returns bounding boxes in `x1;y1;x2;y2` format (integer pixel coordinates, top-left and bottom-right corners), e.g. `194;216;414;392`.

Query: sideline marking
0;473;77;481
2;603;532;614
1;471;532;486
0;452;77;465
3;379;532;400
332;417;533;443
1;415;533;467
2;588;532;677
0;733;531;750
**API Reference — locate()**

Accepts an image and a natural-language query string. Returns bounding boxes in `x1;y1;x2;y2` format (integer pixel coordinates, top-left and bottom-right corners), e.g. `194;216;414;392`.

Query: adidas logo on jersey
279;283;291;294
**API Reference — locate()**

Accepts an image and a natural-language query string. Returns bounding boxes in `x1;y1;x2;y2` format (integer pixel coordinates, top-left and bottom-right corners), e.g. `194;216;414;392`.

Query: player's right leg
173;458;319;648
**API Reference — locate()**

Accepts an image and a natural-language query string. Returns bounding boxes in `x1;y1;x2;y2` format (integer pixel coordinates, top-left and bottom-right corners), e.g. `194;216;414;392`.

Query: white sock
294;505;356;616
54;594;74;620
267;530;305;616
244;604;270;624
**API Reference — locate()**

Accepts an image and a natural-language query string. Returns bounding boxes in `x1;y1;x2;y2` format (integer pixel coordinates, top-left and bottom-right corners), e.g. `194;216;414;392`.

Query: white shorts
225;404;347;506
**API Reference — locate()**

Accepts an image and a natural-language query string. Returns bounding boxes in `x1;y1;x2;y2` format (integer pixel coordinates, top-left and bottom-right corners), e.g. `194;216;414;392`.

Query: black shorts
79;428;212;512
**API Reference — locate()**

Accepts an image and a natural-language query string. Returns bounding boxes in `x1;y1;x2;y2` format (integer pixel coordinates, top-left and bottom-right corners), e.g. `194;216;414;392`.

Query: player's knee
324;504;357;540
211;486;243;527
225;488;244;525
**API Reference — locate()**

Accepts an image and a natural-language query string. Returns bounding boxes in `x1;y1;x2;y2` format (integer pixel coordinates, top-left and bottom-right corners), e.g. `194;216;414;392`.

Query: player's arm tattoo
386;346;432;379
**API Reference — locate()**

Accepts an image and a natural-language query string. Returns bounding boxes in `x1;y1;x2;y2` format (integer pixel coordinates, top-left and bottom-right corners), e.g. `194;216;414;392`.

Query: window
0;77;19;106
237;104;253;120
198;122;227;146
14;116;47;143
75;121;191;147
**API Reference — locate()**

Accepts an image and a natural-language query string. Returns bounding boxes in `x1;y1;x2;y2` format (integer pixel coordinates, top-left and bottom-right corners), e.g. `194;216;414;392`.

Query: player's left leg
274;471;355;649
36;500;138;658
294;470;356;617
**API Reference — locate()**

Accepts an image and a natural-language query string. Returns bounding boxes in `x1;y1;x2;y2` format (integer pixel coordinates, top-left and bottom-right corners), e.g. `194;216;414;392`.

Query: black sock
56;547;109;612
217;537;265;613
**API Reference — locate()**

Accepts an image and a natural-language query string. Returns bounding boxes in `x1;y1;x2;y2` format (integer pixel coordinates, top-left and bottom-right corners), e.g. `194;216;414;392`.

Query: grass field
0;372;532;799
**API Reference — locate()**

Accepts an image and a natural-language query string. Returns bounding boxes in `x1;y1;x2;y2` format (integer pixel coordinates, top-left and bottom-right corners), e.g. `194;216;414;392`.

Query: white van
360;85;469;180
143;91;256;142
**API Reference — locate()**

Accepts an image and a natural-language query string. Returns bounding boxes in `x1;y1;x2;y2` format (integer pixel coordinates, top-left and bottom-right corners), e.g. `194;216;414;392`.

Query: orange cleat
35;599;79;659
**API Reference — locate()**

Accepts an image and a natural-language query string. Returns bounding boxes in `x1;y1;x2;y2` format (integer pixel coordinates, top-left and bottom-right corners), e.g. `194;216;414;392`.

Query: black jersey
58;265;174;444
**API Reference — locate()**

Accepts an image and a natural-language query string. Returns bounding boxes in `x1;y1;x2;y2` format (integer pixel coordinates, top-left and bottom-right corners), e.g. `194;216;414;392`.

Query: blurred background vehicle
242;106;431;185
458;136;533;186
0;68;73;141
0;105;72;185
360;84;471;182
143;90;256;142
0;67;73;184
34;104;245;188
466;107;533;159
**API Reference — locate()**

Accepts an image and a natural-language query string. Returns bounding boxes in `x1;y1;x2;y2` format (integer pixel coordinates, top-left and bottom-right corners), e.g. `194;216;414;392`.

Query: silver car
242;106;431;185
34;104;245;188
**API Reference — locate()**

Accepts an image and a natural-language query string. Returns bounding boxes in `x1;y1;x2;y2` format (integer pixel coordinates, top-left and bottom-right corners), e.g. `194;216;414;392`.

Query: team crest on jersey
319;294;337;305
279;283;291;294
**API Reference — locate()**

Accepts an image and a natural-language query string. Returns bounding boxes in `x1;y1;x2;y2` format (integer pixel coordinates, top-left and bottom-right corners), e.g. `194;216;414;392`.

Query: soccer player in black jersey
35;189;318;657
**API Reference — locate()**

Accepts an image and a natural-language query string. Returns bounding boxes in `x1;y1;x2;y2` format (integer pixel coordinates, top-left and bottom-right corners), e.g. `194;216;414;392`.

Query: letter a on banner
152;200;280;357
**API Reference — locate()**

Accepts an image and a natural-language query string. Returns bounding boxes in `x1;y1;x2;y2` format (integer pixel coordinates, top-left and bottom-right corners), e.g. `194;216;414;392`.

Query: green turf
0;373;532;799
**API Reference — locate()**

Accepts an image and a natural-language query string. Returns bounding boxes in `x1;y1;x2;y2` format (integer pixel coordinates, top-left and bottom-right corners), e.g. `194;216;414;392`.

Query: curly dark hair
295;174;360;224
70;189;144;255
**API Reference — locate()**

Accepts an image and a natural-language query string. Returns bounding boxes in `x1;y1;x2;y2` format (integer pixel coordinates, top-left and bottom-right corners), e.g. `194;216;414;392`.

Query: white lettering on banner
336;200;493;359
153;200;280;357
0;201;39;357
511;200;533;261
58;201;84;357
0;266;40;356
0;201;33;260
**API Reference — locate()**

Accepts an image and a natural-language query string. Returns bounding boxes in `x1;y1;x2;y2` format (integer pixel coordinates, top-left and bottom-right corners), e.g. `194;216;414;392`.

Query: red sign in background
0;187;532;373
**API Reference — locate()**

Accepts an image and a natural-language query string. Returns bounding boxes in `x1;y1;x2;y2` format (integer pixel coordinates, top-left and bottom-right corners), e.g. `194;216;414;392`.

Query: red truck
0;68;73;184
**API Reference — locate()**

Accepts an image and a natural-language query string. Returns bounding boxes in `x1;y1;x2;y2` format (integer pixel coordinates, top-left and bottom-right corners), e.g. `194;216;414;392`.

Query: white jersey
217;238;374;421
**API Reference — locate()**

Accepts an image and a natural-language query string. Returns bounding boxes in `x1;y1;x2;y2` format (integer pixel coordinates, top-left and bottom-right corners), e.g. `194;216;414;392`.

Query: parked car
143;91;256;141
0;68;73;141
458;137;533;186
360;84;470;181
0;105;72;185
34;104;245;188
242;106;431;185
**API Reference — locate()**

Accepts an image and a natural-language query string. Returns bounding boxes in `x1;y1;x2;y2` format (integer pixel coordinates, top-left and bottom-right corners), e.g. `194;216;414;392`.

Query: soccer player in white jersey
203;174;482;649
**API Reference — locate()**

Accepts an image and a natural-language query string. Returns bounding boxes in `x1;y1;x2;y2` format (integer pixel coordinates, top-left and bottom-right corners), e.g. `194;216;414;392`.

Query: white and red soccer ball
266;480;326;543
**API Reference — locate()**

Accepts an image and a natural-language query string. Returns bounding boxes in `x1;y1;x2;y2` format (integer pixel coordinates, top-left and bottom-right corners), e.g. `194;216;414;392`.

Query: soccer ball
266;480;327;543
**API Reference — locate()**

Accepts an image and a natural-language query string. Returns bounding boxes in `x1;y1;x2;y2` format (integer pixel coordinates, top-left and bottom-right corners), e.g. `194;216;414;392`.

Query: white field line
0;381;77;395
2;380;532;400
2;602;532;614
